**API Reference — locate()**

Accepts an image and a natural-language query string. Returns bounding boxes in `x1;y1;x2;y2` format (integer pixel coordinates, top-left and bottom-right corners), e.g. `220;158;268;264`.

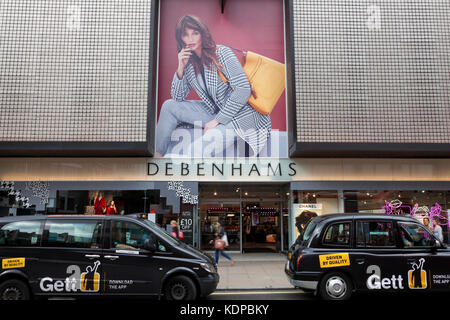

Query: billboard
156;0;287;158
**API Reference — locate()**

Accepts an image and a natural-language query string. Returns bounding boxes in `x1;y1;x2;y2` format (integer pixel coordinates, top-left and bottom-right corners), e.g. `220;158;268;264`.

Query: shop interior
52;190;162;216
199;183;290;253
293;190;450;243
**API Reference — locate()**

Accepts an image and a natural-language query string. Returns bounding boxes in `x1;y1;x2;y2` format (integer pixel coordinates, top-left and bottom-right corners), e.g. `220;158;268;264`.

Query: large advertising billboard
156;0;287;158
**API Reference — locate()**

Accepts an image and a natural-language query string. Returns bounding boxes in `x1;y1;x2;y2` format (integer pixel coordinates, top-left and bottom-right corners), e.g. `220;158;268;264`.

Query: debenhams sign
147;159;297;181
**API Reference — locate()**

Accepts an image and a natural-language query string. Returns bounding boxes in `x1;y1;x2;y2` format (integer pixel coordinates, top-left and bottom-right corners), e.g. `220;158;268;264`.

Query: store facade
1;158;450;252
1;0;450;254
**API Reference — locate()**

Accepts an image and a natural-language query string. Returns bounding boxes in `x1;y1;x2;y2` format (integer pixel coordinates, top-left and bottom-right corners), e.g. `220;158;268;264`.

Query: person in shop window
94;192;107;215
422;217;432;232
432;216;444;242
106;200;118;215
170;220;184;240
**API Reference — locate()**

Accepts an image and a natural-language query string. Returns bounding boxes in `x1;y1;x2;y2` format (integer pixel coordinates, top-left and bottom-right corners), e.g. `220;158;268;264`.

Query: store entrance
199;183;290;253
242;201;280;253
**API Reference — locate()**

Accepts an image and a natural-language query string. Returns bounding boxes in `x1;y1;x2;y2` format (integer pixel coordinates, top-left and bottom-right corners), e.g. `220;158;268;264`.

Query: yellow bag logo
408;258;427;289
80;261;100;292
319;253;350;268
2;258;25;269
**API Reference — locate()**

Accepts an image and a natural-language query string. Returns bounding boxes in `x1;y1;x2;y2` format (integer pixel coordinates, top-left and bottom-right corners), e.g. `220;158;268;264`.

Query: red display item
106;205;118;215
94;197;107;215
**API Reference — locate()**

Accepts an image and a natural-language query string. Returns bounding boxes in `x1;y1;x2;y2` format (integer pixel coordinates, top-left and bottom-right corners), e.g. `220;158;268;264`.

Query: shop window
43;221;102;249
398;222;435;248
356;221;396;248
322;222;351;246
0;221;42;246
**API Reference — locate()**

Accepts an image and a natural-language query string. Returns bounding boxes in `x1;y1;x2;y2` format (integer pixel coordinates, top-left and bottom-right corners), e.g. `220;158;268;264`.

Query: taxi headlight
200;262;216;273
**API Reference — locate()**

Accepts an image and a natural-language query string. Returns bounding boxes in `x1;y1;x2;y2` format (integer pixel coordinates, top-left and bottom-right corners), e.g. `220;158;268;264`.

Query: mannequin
94;192;107;215
106;200;118;215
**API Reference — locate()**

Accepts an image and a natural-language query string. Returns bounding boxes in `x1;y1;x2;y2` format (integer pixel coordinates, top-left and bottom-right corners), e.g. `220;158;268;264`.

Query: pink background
157;0;286;131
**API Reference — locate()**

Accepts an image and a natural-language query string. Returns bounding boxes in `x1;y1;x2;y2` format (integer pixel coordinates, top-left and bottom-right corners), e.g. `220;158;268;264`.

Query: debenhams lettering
147;161;297;177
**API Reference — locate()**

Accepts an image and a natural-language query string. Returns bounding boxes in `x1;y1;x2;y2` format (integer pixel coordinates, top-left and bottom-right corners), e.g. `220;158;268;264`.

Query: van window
399;222;435;248
0;221;42;247
43;220;102;248
111;221;152;250
356;221;396;247
301;219;318;243
142;219;179;247
322;222;351;246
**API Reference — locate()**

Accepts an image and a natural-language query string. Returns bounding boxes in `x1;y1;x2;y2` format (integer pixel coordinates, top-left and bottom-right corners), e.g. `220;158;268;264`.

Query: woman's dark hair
175;14;221;74
295;210;318;232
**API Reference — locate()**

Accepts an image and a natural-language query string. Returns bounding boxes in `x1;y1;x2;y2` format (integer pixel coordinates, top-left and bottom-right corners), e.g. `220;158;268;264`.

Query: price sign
180;211;193;245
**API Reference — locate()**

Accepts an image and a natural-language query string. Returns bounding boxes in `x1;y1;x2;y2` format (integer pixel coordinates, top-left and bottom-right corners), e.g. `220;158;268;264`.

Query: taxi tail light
296;254;303;270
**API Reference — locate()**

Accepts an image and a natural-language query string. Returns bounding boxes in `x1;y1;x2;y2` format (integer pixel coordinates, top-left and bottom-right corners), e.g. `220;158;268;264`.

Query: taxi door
397;221;446;291
37;219;104;296
431;245;450;291
353;220;405;291
101;219;159;296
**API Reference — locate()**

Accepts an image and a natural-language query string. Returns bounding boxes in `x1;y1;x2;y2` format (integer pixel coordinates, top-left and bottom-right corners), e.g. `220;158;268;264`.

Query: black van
0;214;219;300
285;214;450;300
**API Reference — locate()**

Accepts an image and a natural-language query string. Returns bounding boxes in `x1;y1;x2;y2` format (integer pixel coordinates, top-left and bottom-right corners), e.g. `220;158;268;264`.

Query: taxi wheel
319;272;353;301
0;279;30;300
163;275;197;301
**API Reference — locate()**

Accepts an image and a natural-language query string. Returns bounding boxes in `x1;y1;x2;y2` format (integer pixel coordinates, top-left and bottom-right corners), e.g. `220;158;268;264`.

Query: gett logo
408;258;427;289
81;261;100;292
40;261;101;293
366;265;405;290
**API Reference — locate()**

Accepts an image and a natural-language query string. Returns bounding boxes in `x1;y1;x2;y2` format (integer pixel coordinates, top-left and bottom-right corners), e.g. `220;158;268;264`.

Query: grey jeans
156;99;237;157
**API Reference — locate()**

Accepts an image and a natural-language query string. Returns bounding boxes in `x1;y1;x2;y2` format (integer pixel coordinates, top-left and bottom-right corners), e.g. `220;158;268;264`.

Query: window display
292;190;450;244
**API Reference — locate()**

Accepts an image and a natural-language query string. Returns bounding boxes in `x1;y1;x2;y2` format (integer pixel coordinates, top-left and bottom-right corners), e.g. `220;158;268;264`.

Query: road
207;289;315;300
206;288;447;303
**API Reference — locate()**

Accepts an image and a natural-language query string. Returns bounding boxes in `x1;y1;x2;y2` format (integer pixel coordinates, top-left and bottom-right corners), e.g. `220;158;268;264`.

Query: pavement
210;252;293;290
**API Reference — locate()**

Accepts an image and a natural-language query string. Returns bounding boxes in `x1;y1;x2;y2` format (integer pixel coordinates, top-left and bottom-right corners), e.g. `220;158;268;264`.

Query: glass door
199;183;242;252
242;201;280;252
200;203;241;251
199;183;290;253
240;183;290;253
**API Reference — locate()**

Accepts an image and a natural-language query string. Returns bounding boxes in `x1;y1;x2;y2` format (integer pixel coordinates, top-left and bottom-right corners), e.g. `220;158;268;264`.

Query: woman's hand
177;47;192;79
204;119;219;134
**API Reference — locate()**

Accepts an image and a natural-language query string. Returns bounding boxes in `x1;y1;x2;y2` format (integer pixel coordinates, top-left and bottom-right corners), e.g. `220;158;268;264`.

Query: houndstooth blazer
170;45;271;155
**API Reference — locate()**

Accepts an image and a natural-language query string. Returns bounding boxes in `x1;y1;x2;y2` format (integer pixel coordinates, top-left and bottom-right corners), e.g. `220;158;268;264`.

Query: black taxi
0;214;219;300
285;213;450;300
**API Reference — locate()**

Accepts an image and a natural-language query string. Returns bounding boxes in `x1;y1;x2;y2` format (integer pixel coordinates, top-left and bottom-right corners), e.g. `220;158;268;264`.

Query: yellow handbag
218;49;286;115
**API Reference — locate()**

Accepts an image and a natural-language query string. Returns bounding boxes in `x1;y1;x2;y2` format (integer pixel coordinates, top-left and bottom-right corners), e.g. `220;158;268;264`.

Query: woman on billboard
155;14;271;158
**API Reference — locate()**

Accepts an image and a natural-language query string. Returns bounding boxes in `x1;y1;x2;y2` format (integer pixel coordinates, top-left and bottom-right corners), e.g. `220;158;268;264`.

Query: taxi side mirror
430;239;441;253
434;240;441;248
144;236;157;253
